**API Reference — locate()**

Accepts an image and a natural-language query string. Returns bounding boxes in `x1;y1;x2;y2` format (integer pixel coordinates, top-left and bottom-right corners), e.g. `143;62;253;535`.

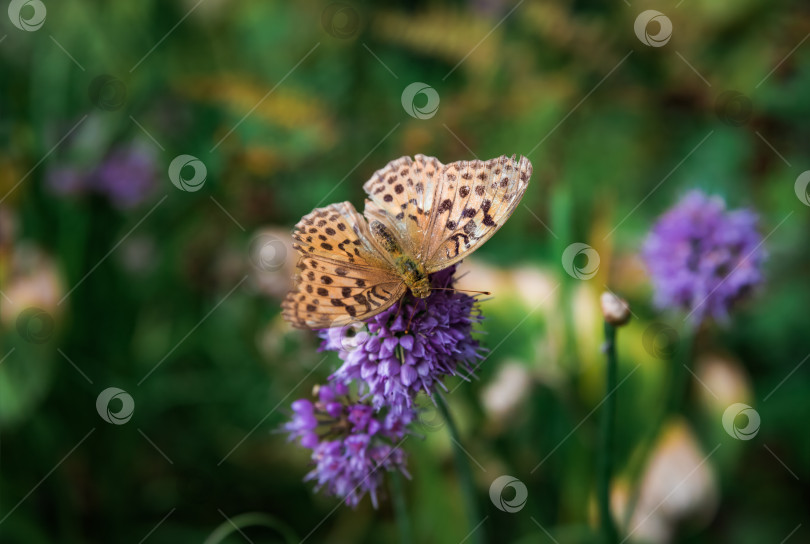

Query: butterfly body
282;154;533;329
370;219;431;298
395;256;431;298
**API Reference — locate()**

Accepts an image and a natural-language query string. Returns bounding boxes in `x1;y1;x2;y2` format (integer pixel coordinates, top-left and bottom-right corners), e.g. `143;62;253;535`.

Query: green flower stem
389;471;412;544
598;322;620;544
435;392;484;544
622;324;695;529
666;325;696;415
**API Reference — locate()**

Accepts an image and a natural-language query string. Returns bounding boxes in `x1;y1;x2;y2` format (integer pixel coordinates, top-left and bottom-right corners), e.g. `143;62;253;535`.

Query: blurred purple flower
47;167;89;196
642;190;765;323
93;144;157;209
319;266;485;414
46;142;157;209
284;382;412;508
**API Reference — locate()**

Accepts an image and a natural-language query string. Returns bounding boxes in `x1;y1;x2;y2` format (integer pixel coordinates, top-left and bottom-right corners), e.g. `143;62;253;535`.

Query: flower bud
601;292;631;326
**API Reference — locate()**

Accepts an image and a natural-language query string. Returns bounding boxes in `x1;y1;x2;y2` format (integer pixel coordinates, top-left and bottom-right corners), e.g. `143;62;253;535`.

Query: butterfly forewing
290;201;393;268
362;154;442;260
283;202;406;328
423;155;532;272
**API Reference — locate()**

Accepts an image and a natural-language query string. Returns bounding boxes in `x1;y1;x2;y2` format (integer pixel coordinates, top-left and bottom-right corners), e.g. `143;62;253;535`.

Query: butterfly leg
404;297;423;334
396;292;406;319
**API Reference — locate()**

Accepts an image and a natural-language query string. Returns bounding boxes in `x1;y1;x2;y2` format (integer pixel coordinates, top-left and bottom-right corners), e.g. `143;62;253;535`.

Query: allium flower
319;266;485;413
285;383;412;508
46;142;156;209
93;144;157;209
642;190;765;322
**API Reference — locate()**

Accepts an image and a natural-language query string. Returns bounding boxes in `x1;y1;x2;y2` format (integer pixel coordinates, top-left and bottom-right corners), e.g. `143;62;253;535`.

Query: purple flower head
45;142;156;209
641;190;766;323
93;143;157;209
319;266;485;413
284;383;412;508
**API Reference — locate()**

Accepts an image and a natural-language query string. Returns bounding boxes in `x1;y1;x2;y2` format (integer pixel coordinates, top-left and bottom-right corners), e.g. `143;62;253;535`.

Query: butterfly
282;154;533;329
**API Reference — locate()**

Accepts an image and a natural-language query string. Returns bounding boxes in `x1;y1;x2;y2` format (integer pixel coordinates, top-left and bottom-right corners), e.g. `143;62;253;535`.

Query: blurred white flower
510;265;559;311
620;419;719;544
480;360;532;423
248;227;296;298
455;260;559;313
0;244;65;326
454;258;509;298
695;353;752;408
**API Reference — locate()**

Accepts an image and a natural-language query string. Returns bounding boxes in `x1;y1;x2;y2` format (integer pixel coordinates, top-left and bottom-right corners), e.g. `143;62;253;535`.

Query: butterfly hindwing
423;155;532;272
284;202;405;328
282;264;406;328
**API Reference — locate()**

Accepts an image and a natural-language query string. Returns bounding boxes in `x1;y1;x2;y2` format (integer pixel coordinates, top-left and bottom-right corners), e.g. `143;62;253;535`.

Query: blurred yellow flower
373;8;497;75
177;75;336;149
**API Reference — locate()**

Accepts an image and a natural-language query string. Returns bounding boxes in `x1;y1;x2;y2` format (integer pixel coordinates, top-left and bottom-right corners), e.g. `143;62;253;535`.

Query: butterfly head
408;277;431;299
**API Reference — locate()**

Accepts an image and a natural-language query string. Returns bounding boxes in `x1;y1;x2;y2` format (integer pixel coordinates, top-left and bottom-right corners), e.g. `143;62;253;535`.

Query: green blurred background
1;0;809;542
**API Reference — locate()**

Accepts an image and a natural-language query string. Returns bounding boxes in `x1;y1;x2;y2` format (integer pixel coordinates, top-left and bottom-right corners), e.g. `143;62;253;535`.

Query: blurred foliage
1;0;809;543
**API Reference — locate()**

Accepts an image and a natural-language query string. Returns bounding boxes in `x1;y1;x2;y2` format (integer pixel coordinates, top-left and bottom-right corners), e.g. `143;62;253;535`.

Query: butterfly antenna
430;287;491;296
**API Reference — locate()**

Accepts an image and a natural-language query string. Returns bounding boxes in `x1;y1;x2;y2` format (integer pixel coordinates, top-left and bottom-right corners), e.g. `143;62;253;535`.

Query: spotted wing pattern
282;155;532;329
361;154;442;260
422;155;532;272
282;202;406;328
